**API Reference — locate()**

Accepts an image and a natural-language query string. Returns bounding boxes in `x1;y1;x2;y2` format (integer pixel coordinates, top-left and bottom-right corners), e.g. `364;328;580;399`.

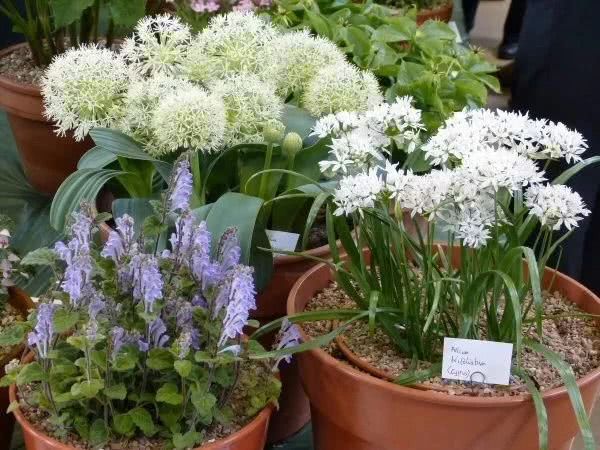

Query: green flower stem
258;143;274;200
190;151;204;208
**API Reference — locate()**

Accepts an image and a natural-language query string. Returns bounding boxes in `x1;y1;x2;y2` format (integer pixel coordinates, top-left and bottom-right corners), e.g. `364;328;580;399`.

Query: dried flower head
42;45;129;141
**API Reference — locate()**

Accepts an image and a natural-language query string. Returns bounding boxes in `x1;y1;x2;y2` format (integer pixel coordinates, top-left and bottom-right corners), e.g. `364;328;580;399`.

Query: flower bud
282;132;303;158
263;120;285;144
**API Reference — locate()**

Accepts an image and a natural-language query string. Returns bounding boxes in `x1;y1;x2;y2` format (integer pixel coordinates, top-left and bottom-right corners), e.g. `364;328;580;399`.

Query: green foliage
269;0;499;129
0;0;150;67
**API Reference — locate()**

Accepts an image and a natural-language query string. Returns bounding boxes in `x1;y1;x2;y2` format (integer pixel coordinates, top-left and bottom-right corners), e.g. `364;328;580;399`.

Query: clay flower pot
0;44;92;194
417;1;454;25
0;287;35;450
10;382;273;450
288;262;600;450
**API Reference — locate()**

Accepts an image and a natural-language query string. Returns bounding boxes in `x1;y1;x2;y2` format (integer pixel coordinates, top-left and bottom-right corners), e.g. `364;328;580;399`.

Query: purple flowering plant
168;0;273;31
0;167;282;449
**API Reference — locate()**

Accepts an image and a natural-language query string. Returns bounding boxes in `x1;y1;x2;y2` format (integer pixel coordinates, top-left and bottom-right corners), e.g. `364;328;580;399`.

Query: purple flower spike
132;255;163;313
217;228;241;274
169;160;193;212
111;326;128;360
28;303;57;359
273;318;303;370
218;265;256;347
102;214;135;262
148;318;169;348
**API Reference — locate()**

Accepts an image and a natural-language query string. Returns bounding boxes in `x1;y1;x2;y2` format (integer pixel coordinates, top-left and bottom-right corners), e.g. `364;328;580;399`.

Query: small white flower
151;87;226;156
209;73;283;145
311;111;363;139
539;121;588;164
121;14;191;77
42;45;129;141
333;169;384;216
303;62;383;117
182;11;278;83
525;184;590;231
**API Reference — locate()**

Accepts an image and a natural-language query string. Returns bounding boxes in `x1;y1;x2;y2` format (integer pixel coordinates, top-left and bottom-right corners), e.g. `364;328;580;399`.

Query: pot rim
0;43;42;95
288;261;600;408
9;383;274;449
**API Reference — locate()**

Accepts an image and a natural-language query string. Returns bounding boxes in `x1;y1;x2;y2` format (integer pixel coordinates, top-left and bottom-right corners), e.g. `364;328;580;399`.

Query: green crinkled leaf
147;348;174;371
173;430;202;449
174;360;192;378
372;24;410;42
89;418;109;447
104;383;127;400
53;309;80;334
113;413;135;436
190;388;217;424
0;323;28;346
72;379;104;398
16;362;45;384
129;407;156;436
20;247;57;267
109;0;146;27
49;0;95;28
113;350;138;371
156;383;183;405
345;26;371;56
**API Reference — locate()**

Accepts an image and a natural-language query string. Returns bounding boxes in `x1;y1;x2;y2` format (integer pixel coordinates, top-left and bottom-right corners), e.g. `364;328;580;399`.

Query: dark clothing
463;0;526;44
512;0;600;293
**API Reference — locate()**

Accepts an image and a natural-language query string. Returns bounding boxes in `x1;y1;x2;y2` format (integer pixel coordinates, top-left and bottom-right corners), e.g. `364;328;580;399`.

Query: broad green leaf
174;360;192;378
0;323;27;346
104;383;127;400
173;431;202;450
112;350;138;371
89;419;108;447
109;0;146;27
373;24;411;42
190;388;217;423
305;9;332;38
50;0;95;28
281;104;317;139
129;407;156;436
385;15;417;39
113;413;135;436
53;309;80;333
418;20;456;41
50;168;125;231
346;26;371;56
147;348;174;370
156;383;183;405
16;362;45;384
77;146;117;170
20;247;56;267
73;379;105;398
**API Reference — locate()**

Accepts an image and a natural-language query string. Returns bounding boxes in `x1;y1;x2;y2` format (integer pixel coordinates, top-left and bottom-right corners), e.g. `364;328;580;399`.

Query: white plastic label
442;337;513;385
266;230;300;255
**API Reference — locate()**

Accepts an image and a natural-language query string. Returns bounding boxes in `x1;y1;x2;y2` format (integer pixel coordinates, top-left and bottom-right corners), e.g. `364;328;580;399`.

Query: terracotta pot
288;262;600;450
0;44;92;194
0;287;35;450
416;1;454;25
10;381;273;450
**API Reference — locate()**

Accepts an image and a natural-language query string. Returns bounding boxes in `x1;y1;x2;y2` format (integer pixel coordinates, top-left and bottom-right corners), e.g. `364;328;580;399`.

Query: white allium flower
182;11;278;83
151;87;226;156
458;149;545;193
119;75;195;152
121;14;191;77
538;121;588;163
333;169;384;216
303;62;383;117
454;206;493;249
525;184;590;231
266;29;347;97
311;111;363;139
209;73;283;145
42;45;129;141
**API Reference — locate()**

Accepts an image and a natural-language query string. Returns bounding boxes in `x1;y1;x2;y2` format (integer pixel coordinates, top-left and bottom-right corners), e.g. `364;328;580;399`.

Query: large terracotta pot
0;44;92;194
10;382;273;450
288;262;600;450
0;287;35;450
416;1;454;25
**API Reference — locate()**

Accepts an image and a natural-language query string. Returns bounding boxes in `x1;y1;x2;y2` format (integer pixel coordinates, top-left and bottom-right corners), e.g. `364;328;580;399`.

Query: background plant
0;167;281;449
168;0;274;31
0;0;160;67
268;0;499;129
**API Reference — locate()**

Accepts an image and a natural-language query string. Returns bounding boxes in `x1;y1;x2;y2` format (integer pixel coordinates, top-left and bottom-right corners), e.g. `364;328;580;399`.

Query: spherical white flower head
151;87;226;156
333;168;384;216
42;45;129;141
525;184;590;231
388;168;453;219
539;121;588;163
458;149;545;193
266;29;347;97
209;73;283;145
121;14;191;77
182;11;278;83
120;75;195;150
303;62;383;117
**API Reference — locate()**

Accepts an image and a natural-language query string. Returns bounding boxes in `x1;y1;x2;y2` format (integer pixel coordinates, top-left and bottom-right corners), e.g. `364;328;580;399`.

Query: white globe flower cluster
332;107;591;250
423;109;588;166
314;97;425;176
42;12;382;157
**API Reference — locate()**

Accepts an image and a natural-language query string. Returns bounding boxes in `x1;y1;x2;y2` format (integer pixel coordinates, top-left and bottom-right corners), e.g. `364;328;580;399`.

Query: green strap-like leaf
77;146;117;169
513;366;548;450
50;168;125;231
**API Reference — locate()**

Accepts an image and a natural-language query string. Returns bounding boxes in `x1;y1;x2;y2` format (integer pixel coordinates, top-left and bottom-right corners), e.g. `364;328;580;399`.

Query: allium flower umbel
210;73;283;145
525;184;590;231
303;62;383;117
152;86;226;155
42;45;129;141
182;11;278;83
121;14;191;77
333;168;384;216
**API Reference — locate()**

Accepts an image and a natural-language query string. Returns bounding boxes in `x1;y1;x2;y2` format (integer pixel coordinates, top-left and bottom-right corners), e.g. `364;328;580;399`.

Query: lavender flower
101;214;135;262
191;0;221;12
131;255;164;313
111;326;129;360
176;302;201;349
273;318;303;370
148;318;170;348
169;213;195;265
176;331;192;359
218;265;256;347
216;227;241;274
190;221;222;289
28;303;57;358
86;294;106;342
169;159;193;212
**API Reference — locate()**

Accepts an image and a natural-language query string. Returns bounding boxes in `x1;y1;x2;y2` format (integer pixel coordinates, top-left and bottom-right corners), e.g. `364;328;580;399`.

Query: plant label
442;337;513;385
266;230;300;256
